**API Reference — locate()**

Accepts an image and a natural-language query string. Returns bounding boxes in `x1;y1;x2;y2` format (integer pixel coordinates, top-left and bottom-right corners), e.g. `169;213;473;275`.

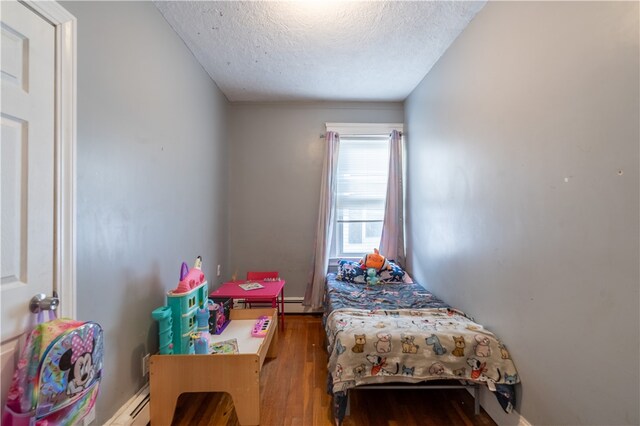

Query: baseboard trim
106;383;150;425
232;296;323;314
283;296;322;313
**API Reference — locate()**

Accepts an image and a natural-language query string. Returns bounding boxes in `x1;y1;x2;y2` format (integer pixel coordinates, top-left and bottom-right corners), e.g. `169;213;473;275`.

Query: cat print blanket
325;307;520;399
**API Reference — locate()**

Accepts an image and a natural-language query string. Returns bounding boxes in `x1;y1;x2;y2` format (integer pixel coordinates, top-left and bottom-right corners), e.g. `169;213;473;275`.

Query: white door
1;0;56;406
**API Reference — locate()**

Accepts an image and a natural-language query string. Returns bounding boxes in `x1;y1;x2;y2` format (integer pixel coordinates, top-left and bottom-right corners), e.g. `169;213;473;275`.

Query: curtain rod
320;132;403;138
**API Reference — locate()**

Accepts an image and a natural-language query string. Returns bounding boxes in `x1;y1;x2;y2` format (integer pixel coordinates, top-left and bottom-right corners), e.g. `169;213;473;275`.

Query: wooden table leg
229;377;260;425
149;373;181;424
266;319;278;359
279;287;285;329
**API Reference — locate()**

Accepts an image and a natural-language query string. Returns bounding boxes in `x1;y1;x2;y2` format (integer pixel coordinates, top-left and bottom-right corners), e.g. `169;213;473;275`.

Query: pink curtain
304;131;340;309
379;130;405;266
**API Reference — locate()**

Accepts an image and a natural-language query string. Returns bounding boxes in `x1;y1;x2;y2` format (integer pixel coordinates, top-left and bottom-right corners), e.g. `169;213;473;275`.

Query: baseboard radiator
232;296;323;313
107;384;150;426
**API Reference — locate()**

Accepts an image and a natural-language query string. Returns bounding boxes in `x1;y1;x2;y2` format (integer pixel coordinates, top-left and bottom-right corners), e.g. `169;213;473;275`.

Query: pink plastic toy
251;316;271;338
172;256;206;294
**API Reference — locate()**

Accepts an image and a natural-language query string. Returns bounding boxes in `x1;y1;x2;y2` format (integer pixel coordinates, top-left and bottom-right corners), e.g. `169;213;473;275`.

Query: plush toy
359;248;391;272
366;268;379;287
173;256;206;293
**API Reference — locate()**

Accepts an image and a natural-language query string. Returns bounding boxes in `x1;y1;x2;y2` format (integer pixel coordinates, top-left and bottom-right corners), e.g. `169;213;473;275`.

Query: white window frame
327;123;403;263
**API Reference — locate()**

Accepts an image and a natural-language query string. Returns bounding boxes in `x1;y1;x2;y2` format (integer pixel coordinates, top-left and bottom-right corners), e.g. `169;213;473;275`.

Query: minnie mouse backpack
2;312;103;426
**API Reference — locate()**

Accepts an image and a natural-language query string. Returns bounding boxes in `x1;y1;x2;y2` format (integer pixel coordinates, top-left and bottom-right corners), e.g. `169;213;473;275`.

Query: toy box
209;297;232;334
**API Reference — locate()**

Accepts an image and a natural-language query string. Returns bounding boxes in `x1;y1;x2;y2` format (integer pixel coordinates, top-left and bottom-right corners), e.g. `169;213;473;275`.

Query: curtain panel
304;131;340;309
379;129;405;266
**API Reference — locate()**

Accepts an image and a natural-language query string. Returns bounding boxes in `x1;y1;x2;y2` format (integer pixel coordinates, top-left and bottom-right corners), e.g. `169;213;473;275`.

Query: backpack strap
36;309;57;324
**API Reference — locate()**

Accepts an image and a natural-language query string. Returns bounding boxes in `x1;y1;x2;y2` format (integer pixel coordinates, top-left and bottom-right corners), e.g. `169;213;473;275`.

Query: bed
323;268;520;423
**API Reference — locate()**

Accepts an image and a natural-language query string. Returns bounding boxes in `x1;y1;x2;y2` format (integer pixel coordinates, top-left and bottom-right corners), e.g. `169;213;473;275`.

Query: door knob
29;291;59;313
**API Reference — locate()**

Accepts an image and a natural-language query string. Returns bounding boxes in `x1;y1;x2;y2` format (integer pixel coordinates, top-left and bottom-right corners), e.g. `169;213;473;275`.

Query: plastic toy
193;305;211;354
172;256;206;294
207;302;219;333
251;316;271;338
152;257;209;354
196;303;211;332
192;332;208;354
360;248;391;272
151;306;174;354
210;297;231;334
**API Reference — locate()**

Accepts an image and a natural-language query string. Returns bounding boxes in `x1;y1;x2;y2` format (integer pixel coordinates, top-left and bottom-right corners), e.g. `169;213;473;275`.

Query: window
333;136;390;257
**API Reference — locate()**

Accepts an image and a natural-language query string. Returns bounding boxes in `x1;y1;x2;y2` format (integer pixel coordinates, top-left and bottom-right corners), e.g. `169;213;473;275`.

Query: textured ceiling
154;1;485;102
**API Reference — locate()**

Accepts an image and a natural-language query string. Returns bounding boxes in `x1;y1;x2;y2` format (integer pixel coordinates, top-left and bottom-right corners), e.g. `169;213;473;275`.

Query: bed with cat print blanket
323;273;520;423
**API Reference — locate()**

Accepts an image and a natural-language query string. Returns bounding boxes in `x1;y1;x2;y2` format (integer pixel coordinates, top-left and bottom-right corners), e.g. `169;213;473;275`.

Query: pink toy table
210;279;285;328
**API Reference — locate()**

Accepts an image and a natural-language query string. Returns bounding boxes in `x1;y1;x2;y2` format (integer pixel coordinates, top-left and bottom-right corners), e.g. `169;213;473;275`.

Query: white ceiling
154;1;485;102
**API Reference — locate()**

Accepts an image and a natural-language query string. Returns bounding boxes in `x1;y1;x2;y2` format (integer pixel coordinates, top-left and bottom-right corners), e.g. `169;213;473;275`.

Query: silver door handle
29;291;59;313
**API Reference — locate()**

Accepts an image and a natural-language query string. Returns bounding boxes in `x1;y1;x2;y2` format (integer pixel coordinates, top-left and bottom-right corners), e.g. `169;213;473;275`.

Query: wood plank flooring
170;314;496;426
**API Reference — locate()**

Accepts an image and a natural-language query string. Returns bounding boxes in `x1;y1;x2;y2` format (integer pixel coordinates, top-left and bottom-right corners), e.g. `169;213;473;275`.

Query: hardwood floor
170;314;496;426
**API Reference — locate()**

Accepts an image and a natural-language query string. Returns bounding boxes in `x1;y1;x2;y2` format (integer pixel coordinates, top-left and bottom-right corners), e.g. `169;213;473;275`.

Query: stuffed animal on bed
366;268;379;287
359;248;391;272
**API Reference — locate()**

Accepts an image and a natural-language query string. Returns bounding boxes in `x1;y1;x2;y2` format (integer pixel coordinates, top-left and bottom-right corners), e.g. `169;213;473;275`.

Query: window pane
341;220;384;255
365;221;382;238
347;223;362;244
334;136;389;257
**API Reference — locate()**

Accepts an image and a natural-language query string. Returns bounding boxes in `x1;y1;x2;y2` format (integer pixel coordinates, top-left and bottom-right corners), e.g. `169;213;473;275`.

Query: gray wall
60;2;229;422
229;102;403;298
404;2;638;425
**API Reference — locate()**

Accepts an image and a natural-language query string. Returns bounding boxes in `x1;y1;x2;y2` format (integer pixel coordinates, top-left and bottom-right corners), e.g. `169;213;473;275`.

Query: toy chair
246;271;279;281
244;271;281;312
